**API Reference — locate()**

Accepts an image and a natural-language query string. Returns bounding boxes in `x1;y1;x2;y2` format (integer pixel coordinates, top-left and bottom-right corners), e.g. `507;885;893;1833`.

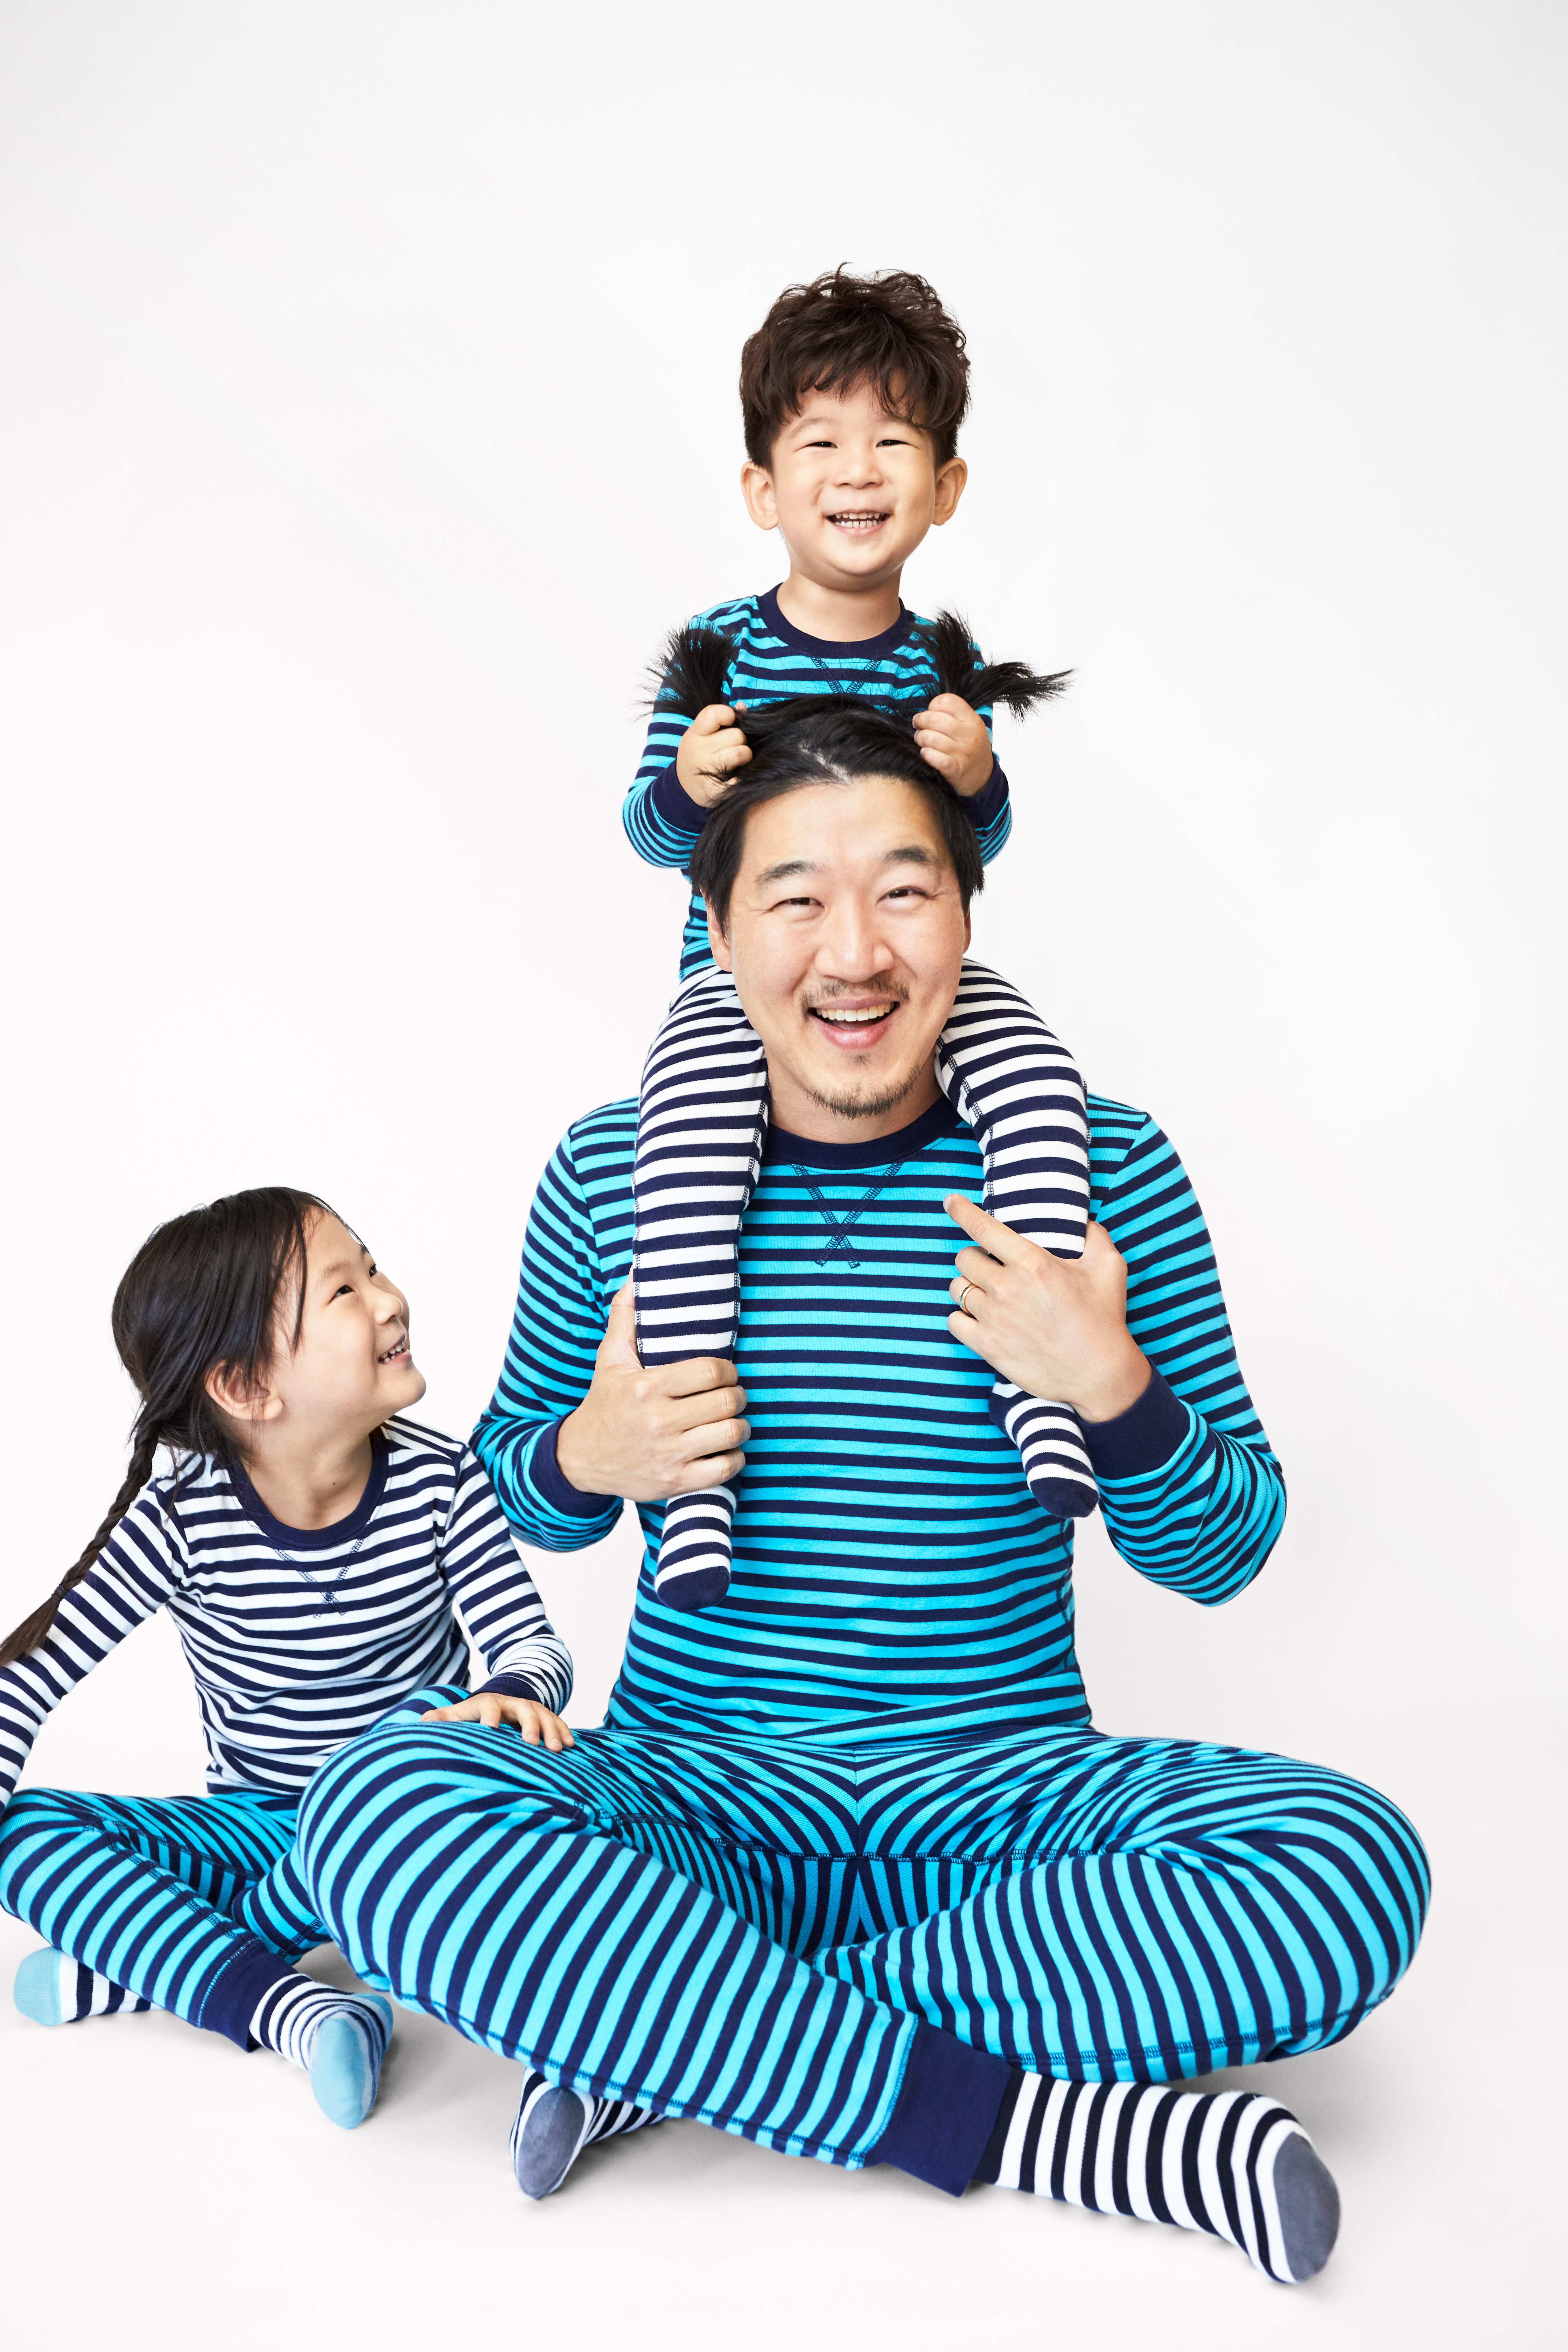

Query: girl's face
270;1212;427;1437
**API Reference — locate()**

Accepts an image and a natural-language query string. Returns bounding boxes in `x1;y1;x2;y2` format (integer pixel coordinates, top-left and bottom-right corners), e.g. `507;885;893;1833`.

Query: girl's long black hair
650;611;1069;931
0;1187;329;1666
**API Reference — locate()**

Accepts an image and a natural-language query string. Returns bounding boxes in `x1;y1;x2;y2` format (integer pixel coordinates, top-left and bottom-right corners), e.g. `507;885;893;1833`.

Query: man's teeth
816;1006;893;1025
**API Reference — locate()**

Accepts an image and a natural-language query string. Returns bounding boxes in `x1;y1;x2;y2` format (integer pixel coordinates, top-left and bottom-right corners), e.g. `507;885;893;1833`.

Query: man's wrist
539;1414;615;1514
1074;1340;1153;1425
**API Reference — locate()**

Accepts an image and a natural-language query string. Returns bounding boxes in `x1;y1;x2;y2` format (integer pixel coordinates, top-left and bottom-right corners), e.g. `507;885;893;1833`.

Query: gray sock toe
1273;2132;1340;2281
512;2086;589;2200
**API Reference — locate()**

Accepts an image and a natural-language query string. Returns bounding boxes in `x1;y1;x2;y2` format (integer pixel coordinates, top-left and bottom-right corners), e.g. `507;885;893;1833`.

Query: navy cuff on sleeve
967;759;1009;830
1083;1366;1192;1480
471;1673;547;1704
648;760;711;838
529;1420;617;1518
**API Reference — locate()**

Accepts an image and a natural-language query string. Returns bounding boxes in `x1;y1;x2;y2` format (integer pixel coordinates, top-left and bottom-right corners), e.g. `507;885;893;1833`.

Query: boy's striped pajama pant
0;1785;329;2042
295;1689;1428;2171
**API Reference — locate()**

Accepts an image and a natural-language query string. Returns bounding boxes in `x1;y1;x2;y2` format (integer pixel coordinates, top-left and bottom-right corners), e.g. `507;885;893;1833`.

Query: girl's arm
1088;1113;1287;1604
0;1484;181;1806
438;1447;574;1713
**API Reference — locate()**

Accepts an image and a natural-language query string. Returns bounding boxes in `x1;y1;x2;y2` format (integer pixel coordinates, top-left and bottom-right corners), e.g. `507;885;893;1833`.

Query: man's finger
659;1355;743;1398
672;1449;746;1491
599;1280;641;1368
944;1192;1029;1260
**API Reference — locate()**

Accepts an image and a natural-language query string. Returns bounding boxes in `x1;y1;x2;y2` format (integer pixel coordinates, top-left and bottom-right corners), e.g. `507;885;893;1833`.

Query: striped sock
974;2076;1340;2285
14;1947;153;2026
250;1975;393;2129
510;2068;663;2199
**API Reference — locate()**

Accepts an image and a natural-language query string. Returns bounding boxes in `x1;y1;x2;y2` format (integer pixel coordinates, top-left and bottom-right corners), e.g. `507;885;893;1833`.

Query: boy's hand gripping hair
913;611;1070;798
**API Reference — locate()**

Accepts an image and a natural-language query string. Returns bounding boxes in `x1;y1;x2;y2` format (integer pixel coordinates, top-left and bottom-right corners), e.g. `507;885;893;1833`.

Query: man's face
740;380;967;596
709;776;971;1139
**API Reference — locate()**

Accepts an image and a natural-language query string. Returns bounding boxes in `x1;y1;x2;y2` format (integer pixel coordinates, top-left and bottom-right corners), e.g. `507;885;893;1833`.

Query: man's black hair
653;615;1068;935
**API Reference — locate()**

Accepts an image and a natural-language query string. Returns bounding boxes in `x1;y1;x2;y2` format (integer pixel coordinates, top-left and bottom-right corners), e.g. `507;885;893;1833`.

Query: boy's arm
1087;1116;1286;1604
472;1126;626;1553
623;689;708;869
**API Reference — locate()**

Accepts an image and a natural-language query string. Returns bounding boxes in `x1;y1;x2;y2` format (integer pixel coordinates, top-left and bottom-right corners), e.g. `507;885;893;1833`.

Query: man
293;700;1427;2287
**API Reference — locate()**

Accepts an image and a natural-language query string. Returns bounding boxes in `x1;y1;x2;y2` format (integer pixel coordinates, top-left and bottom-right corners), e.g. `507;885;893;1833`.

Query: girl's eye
333;1283;355;1298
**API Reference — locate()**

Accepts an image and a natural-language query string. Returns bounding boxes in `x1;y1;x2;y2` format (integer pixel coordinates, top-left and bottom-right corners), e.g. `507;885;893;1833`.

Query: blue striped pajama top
475;1094;1285;1745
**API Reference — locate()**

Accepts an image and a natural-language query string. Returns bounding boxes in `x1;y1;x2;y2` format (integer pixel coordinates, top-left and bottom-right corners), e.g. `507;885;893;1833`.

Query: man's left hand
912;695;995;797
420;1693;575;1750
944;1196;1152;1423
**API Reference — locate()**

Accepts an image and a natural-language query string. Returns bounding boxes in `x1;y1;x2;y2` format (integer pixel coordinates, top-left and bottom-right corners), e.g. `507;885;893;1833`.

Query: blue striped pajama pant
0;1785;329;2042
295;1689;1429;2169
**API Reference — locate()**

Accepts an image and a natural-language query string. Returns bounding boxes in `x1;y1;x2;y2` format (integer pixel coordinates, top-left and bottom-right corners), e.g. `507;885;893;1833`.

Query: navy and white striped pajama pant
0;1786;328;2042
295;1689;1428;2169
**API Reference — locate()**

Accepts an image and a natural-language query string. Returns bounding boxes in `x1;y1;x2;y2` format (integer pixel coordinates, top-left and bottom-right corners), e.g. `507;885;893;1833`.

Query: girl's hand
944;1196;1151;1423
912;695;995;797
420;1693;575;1750
676;703;751;808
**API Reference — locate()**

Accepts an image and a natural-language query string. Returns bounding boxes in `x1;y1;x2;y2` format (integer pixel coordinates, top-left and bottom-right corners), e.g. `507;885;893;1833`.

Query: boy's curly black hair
651;614;1068;934
740;268;971;465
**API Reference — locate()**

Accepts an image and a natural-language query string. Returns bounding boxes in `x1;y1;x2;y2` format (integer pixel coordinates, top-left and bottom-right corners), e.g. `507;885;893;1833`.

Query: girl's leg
0;1786;392;2125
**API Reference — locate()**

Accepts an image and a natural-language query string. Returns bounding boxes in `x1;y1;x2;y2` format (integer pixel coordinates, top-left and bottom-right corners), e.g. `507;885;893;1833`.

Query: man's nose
815;900;892;978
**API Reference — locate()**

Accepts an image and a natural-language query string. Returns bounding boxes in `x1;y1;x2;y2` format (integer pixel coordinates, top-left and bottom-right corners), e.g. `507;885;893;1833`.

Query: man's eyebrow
882;843;940;866
755;857;821;885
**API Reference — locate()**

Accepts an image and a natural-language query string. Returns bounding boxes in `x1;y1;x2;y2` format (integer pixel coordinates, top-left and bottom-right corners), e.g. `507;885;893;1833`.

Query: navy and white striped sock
509;2068;663;2198
974;2075;1340;2284
13;1947;153;2025
633;961;1098;1611
250;1975;393;2130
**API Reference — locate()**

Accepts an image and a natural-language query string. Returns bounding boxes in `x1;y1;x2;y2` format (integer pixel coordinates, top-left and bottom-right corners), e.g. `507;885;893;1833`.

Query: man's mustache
801;982;910;1010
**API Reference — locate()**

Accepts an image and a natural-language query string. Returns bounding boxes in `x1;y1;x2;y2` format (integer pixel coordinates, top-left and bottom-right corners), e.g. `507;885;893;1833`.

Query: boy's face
741;380;967;597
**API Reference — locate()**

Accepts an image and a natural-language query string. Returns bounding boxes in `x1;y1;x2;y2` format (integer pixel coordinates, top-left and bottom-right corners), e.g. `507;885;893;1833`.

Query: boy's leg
293;1694;1008;2187
934;960;1098;1519
634;967;769;1610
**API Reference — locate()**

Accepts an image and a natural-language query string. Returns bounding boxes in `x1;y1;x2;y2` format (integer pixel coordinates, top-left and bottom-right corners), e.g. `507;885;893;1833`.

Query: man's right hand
675;703;751;808
554;1281;750;1501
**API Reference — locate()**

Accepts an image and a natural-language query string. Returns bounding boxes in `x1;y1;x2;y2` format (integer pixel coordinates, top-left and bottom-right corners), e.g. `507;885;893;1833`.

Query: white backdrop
0;5;1561;2347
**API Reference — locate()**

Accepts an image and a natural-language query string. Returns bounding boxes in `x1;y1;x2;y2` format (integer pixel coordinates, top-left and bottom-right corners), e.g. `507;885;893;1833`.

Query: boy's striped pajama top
622;587;1014;980
293;1096;1429;2170
0;1421;570;2042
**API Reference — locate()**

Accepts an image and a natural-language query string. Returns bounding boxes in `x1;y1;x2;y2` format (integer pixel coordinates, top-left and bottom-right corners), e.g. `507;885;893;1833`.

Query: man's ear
740;461;778;532
204;1363;283;1427
963;902;972;952
931;456;968;526
706;901;734;971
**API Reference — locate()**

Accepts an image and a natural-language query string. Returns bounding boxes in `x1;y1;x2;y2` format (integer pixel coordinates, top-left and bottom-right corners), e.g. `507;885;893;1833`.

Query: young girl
0;1186;572;2128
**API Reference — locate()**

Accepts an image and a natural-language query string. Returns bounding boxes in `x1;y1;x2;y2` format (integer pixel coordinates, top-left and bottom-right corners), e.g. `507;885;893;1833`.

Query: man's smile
806;997;902;1047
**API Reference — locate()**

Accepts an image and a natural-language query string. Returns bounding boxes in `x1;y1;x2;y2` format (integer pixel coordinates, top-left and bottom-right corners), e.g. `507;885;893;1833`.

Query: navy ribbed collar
758;584;917;662
226;1428;390;1550
762;1096;962;1171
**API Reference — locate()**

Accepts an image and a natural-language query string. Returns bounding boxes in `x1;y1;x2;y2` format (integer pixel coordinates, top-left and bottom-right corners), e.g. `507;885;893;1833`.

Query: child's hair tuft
740;268;971;466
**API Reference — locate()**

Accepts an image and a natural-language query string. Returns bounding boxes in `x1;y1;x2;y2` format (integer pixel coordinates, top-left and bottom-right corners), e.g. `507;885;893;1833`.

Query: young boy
624;268;1014;979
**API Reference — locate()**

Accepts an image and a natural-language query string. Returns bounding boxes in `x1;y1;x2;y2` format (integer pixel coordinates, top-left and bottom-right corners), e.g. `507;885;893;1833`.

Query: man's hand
554;1281;750;1502
676;704;751;809
912;695;995;798
419;1693;575;1750
944;1196;1151;1423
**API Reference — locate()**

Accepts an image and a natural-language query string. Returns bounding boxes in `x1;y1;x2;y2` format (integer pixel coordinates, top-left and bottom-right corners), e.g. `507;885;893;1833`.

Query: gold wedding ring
957;1279;976;1316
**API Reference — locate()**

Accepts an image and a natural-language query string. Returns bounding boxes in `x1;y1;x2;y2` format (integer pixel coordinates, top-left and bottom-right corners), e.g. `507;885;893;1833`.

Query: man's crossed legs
295;1697;1427;2282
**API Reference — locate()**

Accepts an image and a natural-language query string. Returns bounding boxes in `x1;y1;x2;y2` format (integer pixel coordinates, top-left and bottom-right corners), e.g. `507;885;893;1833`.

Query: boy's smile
741;380;968;632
